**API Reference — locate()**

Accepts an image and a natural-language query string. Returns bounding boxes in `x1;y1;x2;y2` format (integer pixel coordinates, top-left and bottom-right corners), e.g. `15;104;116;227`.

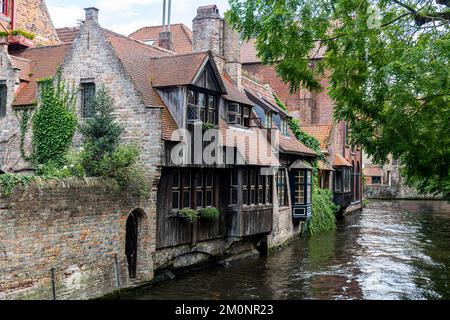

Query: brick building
0;0;60;47
129;5;363;213
1;4;319;299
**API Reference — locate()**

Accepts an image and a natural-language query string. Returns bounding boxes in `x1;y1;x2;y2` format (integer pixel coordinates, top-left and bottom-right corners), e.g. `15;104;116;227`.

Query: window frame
0;0;8;15
186;87;218;125
276;169;288;207
227;103;252;128
0;82;7;117
80;82;96;118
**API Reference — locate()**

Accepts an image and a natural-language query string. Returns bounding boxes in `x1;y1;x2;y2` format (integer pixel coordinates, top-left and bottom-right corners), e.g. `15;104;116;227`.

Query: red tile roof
301;125;333;150
223;73;254;106
147;51;209;87
11;44;72;106
219;118;280;167
129;24;193;54
56;27;81;43
334;154;352;167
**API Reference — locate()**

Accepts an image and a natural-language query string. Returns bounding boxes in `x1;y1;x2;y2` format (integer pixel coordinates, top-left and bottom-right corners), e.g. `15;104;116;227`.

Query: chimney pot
84;7;99;23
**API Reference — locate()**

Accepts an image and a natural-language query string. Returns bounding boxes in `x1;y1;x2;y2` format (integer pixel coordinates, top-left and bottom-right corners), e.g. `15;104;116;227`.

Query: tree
226;0;450;199
79;87;124;176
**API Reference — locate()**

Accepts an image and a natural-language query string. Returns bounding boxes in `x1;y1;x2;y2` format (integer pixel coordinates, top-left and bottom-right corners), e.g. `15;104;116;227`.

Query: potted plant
198;207;220;221
178;208;199;223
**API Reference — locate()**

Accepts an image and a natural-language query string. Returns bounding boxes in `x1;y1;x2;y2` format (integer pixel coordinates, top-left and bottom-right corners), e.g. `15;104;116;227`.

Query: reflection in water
121;200;450;300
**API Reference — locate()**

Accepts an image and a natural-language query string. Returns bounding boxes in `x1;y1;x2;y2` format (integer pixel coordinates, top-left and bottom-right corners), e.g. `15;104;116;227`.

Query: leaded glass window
81;82;96;118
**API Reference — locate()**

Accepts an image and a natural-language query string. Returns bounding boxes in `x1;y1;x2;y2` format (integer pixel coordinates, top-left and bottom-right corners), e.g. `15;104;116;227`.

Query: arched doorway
125;212;139;279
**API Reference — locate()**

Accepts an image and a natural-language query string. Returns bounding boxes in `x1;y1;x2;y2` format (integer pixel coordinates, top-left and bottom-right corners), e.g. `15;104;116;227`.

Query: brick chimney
193;5;223;55
193;4;242;90
84;7;99;24
158;30;173;51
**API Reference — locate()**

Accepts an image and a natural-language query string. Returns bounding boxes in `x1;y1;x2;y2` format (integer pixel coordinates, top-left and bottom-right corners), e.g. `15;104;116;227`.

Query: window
182;171;192;208
345;123;350;146
334;169;342;192
294;171;305;204
242;170;249;205
81;82;96;118
277;169;288;207
265;175;273;204
265;111;273;129
280;118;288;135
186;89;217;124
230;170;239;205
0;83;7;117
227;103;252;128
0;0;8;15
172;170;181;209
343;168;351;192
372;176;381;185
250;170;257;204
258;174;264;204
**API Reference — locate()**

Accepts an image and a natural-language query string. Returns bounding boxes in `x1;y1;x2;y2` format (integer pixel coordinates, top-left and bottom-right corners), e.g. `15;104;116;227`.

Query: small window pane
81;83;96;118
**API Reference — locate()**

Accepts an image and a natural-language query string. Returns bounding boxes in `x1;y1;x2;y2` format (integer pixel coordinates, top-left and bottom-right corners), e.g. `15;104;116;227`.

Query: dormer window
227;103;252;128
187;88;217;125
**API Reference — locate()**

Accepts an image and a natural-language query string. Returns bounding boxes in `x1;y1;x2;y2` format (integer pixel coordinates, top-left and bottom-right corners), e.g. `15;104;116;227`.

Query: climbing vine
14;107;34;161
0;173;34;197
32;74;77;173
274;94;338;237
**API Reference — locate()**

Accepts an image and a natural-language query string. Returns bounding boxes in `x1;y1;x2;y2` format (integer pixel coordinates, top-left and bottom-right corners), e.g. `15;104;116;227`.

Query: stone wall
14;0;60;45
0;178;156;300
0;46;25;173
60;10;163;180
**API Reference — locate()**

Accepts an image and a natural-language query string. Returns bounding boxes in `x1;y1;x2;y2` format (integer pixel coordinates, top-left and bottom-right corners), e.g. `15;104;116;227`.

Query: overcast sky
46;0;230;35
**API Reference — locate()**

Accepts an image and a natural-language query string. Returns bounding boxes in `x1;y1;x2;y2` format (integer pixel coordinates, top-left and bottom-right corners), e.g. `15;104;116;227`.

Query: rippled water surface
122;200;450;300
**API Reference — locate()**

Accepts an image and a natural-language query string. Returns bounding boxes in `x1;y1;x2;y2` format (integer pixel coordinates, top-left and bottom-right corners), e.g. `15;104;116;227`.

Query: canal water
122;200;450;300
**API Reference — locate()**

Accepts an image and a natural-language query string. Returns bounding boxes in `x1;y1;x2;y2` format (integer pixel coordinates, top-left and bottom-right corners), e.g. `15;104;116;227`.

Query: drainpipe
162;0;166;31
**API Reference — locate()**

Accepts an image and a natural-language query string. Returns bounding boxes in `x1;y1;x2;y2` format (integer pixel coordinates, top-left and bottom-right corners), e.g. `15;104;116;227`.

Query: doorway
125;212;139;279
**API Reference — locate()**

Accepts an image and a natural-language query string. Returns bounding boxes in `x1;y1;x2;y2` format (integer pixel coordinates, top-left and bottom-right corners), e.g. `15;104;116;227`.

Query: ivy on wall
273;94;337;237
32;74;77;172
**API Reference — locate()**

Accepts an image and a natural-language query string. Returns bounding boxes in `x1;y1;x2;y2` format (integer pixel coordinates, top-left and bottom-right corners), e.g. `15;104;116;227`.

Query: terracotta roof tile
104;29;171;108
279;132;317;156
11;44;72;106
56;27;81;43
334;154;352;167
223;73;254;106
301;125;333;150
129;24;193;54
219;118;280;167
148;51;209;88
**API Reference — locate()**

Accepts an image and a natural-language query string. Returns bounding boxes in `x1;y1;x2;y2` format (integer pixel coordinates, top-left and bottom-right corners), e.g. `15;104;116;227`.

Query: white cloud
48;0;231;34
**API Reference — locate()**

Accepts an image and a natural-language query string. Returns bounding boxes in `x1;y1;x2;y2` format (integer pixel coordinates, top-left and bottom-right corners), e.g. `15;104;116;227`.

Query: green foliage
32;75;77;172
35;151;85;179
15;108;33;162
179;208;199;223
305;188;339;237
274;94;337;236
227;0;450;199
363;198;369;207
0;173;34;197
202;122;215;130
198;207;220;221
79;87;123;176
78;87;148;197
0;29;35;40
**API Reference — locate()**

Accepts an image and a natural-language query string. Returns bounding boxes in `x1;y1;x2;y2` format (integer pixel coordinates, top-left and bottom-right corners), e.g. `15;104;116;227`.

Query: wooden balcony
225;205;273;237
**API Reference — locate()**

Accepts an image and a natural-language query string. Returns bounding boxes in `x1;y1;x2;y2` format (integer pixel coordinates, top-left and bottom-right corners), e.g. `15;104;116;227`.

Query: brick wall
0;46;27;173
0;178;156;300
14;0;60;45
60;12;163;181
